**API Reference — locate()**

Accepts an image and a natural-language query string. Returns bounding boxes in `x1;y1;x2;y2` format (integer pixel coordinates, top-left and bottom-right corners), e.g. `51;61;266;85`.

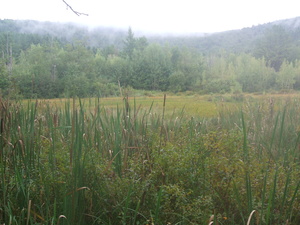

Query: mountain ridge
1;16;300;53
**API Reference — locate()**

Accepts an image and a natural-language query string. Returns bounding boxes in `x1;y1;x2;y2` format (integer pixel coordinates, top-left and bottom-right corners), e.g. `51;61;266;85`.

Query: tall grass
216;97;300;224
1;95;300;224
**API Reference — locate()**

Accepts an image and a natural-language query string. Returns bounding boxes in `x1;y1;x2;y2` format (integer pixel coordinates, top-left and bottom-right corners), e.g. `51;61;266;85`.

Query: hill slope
1;16;300;54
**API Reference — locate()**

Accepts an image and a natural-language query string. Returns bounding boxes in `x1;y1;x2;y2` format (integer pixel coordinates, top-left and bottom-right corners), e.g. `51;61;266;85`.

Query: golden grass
35;95;237;118
23;93;300;120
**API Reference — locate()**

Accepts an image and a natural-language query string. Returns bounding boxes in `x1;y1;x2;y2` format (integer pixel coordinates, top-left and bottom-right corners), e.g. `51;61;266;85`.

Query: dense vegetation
1;96;300;224
2;18;300;225
1;19;300;98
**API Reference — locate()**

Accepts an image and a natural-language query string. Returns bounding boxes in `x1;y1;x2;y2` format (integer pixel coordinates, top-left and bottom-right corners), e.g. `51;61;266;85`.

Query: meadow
1;94;300;225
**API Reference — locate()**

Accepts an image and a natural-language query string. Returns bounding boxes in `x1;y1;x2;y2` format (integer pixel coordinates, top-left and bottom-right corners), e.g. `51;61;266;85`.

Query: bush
204;79;234;94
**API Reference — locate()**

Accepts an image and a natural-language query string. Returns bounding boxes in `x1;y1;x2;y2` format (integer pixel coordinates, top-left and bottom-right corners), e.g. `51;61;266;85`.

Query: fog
1;0;299;34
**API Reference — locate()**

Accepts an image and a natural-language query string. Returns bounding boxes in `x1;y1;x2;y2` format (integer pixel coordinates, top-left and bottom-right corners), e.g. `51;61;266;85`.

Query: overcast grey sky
1;0;299;33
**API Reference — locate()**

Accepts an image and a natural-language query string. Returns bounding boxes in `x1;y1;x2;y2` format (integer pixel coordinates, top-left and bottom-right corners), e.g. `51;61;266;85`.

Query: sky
1;0;300;34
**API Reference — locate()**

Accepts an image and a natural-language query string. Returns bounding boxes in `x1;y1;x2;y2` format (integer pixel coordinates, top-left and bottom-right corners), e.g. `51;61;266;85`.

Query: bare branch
62;0;88;16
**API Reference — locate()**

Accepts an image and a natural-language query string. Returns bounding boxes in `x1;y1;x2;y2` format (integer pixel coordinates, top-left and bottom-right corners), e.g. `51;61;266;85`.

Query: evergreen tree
123;27;136;60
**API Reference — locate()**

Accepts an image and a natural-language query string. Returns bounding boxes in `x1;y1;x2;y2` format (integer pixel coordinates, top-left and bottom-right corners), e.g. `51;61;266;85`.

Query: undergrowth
1;96;300;224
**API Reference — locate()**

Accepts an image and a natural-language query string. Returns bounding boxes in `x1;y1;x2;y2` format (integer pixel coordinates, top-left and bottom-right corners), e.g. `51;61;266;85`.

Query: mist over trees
1;19;300;98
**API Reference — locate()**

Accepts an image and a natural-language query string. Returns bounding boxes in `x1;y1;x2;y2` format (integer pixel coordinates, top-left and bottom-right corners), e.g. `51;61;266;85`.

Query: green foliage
2;96;300;224
168;71;186;92
235;54;275;92
3;21;300;98
122;27;136;60
204;79;234;94
276;60;296;90
254;25;295;71
131;44;172;91
4;18;300;225
0;59;9;95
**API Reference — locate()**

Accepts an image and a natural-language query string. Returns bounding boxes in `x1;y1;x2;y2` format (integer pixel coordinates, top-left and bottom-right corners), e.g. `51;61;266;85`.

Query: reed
1;95;300;224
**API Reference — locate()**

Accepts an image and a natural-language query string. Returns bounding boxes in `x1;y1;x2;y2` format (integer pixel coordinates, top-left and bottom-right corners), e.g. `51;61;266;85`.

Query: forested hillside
1;18;300;98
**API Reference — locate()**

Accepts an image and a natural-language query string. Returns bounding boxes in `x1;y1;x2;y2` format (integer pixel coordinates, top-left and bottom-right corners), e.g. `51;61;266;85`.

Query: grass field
43;94;240;117
1;94;300;224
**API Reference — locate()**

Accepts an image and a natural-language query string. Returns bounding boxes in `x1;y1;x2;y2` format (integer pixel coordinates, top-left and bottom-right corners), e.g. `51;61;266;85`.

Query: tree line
1;26;300;98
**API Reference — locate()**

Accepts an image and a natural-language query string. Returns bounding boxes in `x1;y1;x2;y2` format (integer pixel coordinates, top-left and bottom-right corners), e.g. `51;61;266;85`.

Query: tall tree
123;27;136;60
170;47;203;92
132;44;171;90
235;54;274;92
276;60;296;90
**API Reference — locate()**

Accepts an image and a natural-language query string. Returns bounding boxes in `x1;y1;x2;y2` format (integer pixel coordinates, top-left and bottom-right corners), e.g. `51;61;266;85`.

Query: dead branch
62;0;88;16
